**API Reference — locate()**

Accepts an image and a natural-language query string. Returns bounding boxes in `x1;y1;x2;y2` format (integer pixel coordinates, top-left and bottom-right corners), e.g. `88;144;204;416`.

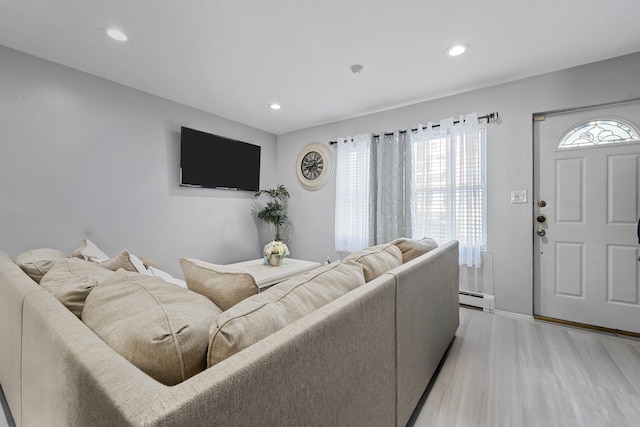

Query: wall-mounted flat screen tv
180;126;261;191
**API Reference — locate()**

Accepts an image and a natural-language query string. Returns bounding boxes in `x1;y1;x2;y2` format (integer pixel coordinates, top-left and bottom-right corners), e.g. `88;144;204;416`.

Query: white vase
268;255;282;266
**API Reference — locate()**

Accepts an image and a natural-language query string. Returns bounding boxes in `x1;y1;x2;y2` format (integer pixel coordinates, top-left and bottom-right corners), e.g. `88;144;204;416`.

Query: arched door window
558;118;640;149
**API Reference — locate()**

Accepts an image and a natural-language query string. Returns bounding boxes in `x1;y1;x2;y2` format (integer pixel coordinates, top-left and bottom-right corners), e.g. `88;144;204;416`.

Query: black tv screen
180;127;261;191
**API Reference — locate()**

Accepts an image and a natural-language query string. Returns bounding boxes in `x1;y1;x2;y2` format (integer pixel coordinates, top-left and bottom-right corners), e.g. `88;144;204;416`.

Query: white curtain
453;113;486;268
374;130;413;244
410;113;486;268
335;134;372;252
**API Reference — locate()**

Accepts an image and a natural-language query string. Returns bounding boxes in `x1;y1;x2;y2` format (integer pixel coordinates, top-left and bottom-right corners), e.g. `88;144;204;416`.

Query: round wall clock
296;142;333;191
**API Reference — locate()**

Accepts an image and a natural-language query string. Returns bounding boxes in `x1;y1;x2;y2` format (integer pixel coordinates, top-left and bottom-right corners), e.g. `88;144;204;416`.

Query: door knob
536;228;546;236
536;214;547;224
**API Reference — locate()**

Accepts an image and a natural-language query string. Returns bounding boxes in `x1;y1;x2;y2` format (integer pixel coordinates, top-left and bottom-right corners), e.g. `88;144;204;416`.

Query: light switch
511;190;527;204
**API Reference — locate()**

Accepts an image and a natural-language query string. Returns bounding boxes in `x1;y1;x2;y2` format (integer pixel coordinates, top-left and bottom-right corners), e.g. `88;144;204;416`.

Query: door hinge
533;115;545;122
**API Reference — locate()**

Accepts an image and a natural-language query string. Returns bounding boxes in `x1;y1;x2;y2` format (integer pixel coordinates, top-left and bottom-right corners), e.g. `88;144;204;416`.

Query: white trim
493;309;534;321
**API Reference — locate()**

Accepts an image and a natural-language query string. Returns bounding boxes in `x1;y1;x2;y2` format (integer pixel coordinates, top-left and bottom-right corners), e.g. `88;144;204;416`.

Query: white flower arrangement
263;240;290;258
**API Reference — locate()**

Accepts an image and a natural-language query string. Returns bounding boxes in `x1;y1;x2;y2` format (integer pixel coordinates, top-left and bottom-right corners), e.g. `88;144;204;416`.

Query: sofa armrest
21;273;398;426
387;240;459;426
0;252;42;427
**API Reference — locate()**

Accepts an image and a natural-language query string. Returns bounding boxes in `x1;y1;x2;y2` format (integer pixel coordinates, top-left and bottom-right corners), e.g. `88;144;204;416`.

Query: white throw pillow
100;250;187;288
144;265;187;288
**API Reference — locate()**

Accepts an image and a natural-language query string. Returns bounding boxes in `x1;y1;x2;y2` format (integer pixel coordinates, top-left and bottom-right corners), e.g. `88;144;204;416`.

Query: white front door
534;101;640;334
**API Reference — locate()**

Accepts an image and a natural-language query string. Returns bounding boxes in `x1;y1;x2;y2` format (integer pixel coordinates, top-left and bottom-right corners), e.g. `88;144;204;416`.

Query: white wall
0;45;278;276
277;51;640;315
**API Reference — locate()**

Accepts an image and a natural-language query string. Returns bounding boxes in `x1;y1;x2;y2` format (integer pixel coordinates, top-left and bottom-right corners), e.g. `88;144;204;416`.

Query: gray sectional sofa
0;240;459;427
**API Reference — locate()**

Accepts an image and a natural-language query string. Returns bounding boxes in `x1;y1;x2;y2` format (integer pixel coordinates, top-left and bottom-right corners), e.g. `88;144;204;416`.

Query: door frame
532;98;640;336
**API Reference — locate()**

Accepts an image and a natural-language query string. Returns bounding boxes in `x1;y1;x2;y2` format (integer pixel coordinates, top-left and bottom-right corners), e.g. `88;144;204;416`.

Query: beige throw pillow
15;248;67;283
391;237;439;263
344;243;403;282
71;239;110;263
179;258;259;311
98;250;139;272
83;270;221;386
40;257;114;317
207;260;365;367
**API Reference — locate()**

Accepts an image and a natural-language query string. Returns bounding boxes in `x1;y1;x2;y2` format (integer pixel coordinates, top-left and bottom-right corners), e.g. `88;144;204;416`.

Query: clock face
296;142;333;191
301;151;324;180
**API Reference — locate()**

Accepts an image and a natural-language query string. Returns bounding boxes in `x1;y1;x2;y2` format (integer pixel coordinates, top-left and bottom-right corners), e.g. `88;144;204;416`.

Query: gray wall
0;45;278;276
4;41;640;314
277;51;640;315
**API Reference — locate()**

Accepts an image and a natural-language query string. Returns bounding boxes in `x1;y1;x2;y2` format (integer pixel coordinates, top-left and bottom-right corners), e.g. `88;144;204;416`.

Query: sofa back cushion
40;257;114;317
207;260;365;367
179;258;259;311
15;248;67;283
83;269;222;386
391;237;439;263
344;243;403;282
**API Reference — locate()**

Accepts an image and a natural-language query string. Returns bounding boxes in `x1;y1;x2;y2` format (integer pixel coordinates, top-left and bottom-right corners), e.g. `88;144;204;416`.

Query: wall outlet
510;190;527;204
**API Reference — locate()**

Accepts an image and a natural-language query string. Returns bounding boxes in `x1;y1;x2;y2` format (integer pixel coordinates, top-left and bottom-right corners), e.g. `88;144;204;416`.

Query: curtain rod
328;111;499;145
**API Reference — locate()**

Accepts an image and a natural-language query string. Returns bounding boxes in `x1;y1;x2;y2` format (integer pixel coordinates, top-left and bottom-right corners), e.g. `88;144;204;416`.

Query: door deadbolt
536;228;546;237
536;214;547;224
538;200;547;208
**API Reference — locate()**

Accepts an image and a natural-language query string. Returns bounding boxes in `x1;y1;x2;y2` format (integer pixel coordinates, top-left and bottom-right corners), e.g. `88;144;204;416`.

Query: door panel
555;158;584;222
534;101;640;334
608;155;638;223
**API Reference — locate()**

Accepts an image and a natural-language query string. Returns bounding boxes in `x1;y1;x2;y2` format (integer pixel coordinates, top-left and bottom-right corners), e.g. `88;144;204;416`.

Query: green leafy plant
255;184;290;241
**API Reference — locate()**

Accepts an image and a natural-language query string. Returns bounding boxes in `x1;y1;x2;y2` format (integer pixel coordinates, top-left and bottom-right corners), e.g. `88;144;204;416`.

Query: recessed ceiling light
269;103;282;110
105;28;128;42
446;43;469;57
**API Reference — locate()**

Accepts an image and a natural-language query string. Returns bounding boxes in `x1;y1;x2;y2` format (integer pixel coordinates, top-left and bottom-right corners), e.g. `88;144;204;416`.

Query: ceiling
1;0;640;135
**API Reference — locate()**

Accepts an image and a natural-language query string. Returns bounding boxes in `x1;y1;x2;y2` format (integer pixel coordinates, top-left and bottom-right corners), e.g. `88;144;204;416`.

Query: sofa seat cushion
83;269;222;386
391;237;439;263
208;260;365;367
344;243;403;282
179;258;259;311
15;248;67;283
40;257;114;317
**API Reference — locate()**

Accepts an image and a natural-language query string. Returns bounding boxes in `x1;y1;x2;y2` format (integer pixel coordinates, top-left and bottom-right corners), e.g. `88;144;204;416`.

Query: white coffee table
227;258;322;290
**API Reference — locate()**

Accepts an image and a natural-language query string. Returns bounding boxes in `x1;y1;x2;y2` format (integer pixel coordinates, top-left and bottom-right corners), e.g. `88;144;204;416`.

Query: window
558;118;640;149
412;125;486;267
334;134;372;252
335;114;487;267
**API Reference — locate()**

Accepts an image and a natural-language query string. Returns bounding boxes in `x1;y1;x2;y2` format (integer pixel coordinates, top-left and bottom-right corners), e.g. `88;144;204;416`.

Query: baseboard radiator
459;291;495;312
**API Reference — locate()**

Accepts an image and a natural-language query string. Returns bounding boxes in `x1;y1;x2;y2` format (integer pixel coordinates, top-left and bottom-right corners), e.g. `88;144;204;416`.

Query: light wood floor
409;307;640;427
